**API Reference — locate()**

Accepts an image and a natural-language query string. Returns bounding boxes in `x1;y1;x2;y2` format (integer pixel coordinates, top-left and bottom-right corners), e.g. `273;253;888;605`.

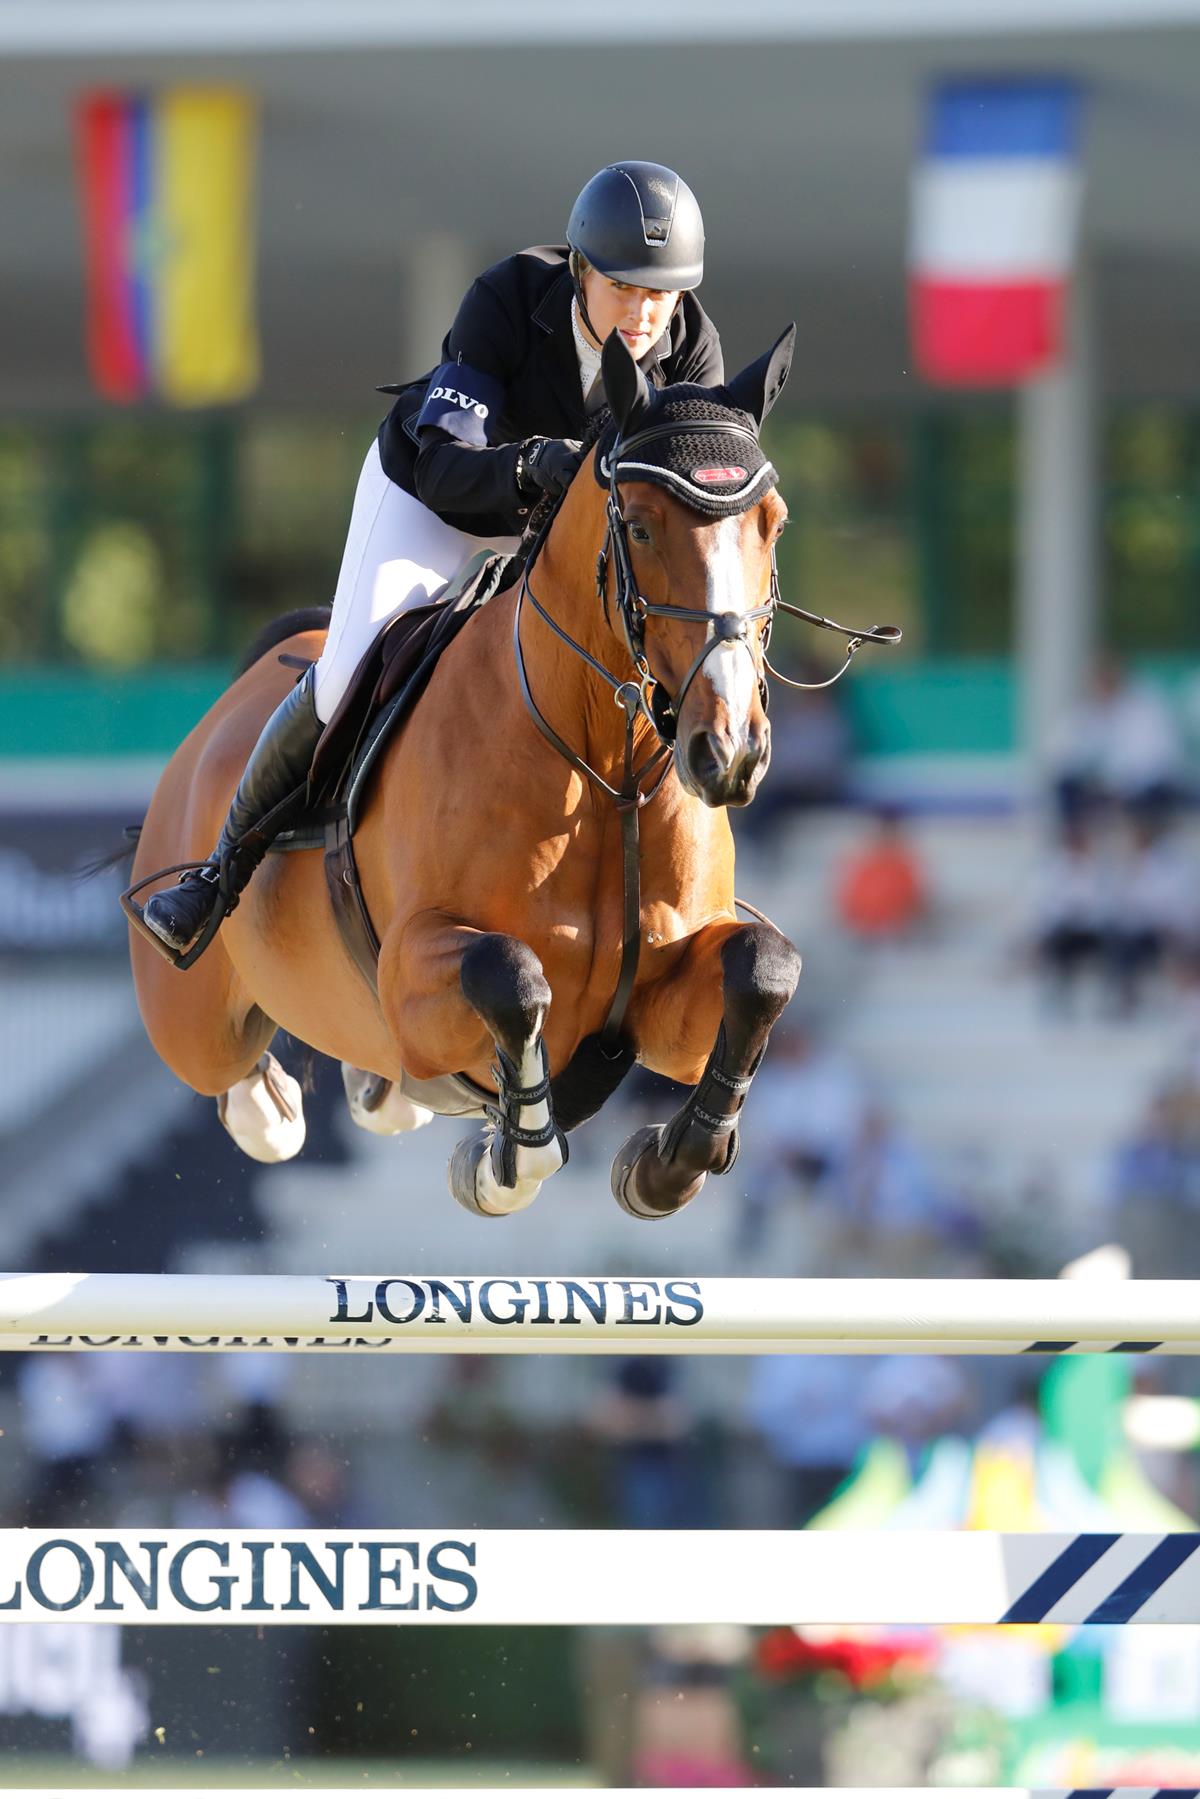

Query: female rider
144;160;724;953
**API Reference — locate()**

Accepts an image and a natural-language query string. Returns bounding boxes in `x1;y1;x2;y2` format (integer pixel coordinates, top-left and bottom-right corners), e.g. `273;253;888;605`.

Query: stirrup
121;859;235;972
120;778;309;972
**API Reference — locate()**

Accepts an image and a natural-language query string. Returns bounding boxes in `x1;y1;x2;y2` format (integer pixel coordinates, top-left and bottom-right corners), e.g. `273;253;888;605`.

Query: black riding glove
516;436;583;500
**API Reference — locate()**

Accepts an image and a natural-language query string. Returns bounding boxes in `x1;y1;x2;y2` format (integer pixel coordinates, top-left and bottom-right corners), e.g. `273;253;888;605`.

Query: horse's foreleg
382;920;566;1216
613;921;801;1219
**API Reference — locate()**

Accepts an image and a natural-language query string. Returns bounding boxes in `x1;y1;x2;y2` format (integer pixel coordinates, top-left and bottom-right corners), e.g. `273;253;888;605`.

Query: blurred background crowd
4;0;1200;1786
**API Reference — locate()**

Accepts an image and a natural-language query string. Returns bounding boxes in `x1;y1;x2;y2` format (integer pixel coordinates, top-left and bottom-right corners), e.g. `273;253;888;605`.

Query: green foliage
0;412;371;668
764;416;920;663
1105;408;1200;652
1;401;1197;672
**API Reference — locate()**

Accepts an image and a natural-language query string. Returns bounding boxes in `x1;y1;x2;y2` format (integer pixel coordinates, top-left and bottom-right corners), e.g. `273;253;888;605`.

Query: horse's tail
79;824;142;880
235;605;332;678
86;612;330;883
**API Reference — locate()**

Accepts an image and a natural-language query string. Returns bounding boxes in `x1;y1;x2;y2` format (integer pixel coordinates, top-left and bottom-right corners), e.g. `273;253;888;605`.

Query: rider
143;161;724;954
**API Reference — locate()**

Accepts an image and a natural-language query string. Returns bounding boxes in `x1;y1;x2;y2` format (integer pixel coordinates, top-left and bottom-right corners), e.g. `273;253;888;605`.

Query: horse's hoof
449;1124;550;1217
342;1063;435;1136
611;1123;707;1220
449;1127;495;1215
217;1051;306;1164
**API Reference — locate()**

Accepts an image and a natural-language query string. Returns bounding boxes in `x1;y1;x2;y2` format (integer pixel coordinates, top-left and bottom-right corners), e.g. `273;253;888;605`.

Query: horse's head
597;326;795;808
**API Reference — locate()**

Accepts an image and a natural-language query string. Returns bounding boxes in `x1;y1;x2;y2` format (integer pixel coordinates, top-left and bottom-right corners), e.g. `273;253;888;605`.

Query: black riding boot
143;669;322;954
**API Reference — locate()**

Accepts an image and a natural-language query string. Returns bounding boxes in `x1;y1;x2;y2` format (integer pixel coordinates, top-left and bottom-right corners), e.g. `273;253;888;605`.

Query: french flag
909;79;1082;387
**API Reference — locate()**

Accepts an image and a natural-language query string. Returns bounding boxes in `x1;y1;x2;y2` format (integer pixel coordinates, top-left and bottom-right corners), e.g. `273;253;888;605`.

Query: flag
76;89;259;406
909;79;1082;387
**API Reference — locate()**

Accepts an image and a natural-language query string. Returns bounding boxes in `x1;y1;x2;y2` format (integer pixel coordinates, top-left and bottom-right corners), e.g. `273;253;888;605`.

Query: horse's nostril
687;730;729;786
684;721;773;806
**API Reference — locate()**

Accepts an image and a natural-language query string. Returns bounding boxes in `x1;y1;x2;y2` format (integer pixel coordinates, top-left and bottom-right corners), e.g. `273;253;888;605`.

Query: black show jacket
377;244;724;541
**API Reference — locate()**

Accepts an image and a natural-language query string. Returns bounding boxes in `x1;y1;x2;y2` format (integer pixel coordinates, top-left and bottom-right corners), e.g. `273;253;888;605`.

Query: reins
514;411;900;1052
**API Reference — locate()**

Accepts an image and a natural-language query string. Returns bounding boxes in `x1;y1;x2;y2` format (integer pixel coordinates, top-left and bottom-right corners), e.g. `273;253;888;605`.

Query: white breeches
313;440;521;723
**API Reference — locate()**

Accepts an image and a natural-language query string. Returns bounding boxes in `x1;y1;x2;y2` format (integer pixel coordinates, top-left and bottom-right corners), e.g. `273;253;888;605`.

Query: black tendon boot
143;669;322;954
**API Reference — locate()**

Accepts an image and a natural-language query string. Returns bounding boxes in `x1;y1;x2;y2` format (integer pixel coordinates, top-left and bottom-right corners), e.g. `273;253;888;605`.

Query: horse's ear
724;324;796;428
602;329;653;436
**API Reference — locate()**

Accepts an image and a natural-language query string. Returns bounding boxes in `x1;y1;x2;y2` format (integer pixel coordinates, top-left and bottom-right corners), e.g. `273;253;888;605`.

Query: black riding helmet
567;162;704;344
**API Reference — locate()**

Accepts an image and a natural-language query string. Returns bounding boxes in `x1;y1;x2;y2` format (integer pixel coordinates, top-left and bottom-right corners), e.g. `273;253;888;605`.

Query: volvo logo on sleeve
427;385;489;420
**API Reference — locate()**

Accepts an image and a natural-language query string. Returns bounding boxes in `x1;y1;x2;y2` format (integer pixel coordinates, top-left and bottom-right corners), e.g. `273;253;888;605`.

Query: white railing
1;1271;1197;1355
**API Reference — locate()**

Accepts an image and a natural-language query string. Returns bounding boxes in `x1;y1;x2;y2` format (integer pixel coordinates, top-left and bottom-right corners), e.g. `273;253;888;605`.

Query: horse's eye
628;521;652;545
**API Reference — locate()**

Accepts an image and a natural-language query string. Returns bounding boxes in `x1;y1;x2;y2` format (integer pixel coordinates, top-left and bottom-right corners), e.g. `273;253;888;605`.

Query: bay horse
129;329;808;1220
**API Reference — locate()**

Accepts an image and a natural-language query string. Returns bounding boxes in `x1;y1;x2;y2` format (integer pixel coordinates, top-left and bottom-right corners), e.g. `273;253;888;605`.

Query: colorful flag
76;89;259;406
909;79;1082;387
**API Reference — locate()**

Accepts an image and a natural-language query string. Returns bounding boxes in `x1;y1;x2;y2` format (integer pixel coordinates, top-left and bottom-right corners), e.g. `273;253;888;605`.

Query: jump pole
0;1271;1198;1354
0;1528;1196;1625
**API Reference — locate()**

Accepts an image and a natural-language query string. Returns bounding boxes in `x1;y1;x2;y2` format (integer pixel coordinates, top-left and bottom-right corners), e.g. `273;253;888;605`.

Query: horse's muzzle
680;719;771;809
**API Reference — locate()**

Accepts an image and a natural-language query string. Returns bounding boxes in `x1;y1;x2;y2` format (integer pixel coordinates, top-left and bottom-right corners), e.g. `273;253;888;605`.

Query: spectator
742;1019;870;1188
587;1357;709;1529
834;806;929;941
861;1355;974;1472
1030;815;1112;1012
740;675;852;838
1110;1080;1200;1274
1049;655;1184;825
1106;814;1197;1012
744;1355;869;1524
15;1355;118;1525
836;1102;972;1265
734;1019;870;1252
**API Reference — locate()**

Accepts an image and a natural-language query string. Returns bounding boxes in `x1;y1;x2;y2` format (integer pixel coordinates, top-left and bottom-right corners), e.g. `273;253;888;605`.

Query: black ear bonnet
594;385;777;519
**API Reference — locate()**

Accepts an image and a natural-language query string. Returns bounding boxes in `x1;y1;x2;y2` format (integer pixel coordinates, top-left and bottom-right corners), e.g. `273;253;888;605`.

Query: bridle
513;408;900;1051
516;412;900;790
594;419;776;744
598;420;901;713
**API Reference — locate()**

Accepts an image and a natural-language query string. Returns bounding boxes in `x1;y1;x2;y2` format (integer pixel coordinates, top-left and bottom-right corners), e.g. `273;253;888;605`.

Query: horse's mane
520;406;614;551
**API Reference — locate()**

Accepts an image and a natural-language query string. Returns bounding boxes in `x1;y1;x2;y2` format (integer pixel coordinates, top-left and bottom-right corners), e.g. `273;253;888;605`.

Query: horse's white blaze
700;515;756;734
218;1054;306;1164
473;1039;563;1216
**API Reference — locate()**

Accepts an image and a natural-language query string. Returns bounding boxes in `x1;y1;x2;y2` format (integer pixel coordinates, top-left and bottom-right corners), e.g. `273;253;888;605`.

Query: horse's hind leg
131;895;306;1165
342;1064;435;1136
448;933;567;1216
613;922;801;1220
218;1050;306;1163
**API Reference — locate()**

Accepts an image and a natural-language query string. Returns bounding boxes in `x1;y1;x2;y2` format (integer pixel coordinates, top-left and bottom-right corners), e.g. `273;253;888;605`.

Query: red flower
754;1628;934;1691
